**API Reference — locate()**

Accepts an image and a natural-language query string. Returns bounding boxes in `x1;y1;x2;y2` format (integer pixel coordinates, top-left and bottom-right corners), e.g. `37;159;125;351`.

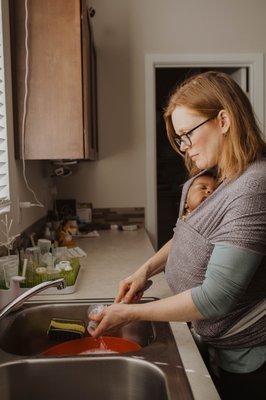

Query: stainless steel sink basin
0;300;154;356
0;299;194;399
0;357;169;400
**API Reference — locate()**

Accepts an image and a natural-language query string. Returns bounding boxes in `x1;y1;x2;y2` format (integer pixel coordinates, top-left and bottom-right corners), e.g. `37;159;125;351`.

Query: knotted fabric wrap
165;158;266;348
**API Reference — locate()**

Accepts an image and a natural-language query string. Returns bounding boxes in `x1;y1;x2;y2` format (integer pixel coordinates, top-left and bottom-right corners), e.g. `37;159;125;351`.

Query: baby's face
186;175;217;212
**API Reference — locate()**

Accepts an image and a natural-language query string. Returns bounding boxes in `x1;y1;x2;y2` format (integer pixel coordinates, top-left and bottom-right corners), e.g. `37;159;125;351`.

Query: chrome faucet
0;278;65;321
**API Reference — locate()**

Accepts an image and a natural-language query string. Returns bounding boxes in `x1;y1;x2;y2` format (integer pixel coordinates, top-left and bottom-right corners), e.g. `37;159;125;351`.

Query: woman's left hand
88;303;135;338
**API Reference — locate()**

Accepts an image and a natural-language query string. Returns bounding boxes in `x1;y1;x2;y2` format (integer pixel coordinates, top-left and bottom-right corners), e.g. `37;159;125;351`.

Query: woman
90;72;266;399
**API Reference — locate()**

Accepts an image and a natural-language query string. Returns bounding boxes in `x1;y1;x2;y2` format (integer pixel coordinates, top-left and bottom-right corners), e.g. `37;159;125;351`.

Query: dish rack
0;258;81;304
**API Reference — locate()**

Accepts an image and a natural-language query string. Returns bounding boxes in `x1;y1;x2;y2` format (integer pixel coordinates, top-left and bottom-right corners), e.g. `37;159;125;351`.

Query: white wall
56;0;266;209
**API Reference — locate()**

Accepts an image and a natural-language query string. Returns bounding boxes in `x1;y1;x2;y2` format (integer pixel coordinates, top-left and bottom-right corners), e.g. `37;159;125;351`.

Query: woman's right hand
114;267;150;304
114;239;172;304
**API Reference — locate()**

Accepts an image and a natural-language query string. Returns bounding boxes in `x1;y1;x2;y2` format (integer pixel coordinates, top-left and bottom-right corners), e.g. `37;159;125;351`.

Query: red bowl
42;336;142;356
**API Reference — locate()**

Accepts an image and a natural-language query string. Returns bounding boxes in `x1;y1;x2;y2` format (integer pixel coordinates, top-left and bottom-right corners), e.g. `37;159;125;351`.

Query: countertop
36;228;220;400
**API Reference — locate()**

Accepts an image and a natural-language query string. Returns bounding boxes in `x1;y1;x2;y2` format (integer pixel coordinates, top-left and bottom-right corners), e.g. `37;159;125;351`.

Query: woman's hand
88;303;135;338
114;267;150;304
88;290;204;338
114;239;172;304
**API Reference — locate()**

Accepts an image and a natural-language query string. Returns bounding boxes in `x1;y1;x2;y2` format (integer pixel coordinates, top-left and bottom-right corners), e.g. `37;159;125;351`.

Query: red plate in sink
42;336;141;356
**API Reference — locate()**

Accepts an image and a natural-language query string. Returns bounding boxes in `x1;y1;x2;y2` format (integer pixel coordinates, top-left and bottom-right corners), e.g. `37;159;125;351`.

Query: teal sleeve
191;243;264;319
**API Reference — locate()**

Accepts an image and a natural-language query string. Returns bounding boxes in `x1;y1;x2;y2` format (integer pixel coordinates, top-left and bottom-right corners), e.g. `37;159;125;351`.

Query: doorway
145;54;264;249
156;66;248;249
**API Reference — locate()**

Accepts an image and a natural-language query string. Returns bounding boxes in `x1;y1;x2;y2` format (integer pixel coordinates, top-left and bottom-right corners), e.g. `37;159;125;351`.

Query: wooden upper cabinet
9;0;98;160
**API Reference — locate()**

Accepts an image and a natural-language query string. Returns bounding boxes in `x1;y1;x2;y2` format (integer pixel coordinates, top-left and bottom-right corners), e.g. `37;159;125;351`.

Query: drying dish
42;336;142;356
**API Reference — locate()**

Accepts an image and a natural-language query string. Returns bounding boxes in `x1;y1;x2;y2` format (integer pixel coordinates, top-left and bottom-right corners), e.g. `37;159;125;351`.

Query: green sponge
47;318;86;341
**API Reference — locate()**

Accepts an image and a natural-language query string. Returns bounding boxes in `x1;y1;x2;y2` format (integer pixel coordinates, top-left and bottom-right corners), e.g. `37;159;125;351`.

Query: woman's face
171;106;228;170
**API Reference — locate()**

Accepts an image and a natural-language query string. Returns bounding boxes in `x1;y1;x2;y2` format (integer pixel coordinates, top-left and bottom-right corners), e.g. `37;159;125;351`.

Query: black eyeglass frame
173;116;216;150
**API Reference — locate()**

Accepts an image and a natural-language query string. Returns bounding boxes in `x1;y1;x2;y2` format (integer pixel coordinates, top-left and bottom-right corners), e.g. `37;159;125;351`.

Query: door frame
145;53;264;249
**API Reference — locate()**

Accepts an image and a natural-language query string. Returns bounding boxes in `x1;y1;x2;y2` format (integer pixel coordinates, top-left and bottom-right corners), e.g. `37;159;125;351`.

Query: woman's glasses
173;116;215;151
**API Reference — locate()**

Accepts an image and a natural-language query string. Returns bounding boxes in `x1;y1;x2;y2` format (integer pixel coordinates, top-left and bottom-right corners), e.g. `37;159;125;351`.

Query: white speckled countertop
36;228;220;400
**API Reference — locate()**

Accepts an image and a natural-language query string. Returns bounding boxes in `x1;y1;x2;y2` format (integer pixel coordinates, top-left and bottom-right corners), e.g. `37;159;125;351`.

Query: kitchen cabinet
9;0;98;160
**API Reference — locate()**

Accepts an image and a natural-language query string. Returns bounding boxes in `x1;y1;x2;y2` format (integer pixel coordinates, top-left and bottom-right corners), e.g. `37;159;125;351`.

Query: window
0;0;10;214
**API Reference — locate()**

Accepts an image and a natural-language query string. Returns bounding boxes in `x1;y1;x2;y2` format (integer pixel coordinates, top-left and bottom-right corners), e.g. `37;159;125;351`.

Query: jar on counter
77;203;93;223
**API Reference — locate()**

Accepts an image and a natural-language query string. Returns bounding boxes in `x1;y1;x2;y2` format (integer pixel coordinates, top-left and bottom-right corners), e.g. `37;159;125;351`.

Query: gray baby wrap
165;158;266;348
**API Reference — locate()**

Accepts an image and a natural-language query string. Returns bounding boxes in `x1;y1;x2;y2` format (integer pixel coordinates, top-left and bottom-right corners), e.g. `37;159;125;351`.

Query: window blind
0;0;10;214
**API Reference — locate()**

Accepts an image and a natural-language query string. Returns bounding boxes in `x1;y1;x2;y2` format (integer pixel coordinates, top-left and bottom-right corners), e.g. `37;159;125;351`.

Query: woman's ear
217;109;230;135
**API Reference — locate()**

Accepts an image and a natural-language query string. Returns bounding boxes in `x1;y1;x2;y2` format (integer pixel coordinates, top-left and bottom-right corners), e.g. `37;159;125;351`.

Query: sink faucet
0;278;65;321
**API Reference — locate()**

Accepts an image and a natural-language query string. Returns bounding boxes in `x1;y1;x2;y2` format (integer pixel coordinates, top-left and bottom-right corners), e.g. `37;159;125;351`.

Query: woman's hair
164;71;266;181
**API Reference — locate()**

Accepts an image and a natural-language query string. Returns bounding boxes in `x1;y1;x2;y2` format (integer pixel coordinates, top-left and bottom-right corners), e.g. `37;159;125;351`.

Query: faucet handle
10;275;25;292
0;276;25;310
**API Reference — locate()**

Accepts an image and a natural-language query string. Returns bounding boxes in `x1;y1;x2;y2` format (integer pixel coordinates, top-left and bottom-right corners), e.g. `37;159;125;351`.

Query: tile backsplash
0;207;145;256
92;207;145;227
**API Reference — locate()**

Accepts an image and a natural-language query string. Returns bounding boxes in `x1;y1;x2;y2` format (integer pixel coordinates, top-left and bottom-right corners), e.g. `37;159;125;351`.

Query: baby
183;173;217;219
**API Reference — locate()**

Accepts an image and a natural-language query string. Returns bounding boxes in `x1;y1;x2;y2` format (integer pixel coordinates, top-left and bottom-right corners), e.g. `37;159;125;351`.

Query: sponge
47;318;86;341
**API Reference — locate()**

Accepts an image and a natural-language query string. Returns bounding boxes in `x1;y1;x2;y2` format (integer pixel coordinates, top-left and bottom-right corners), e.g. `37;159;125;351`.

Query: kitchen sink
0;299;194;399
0;300;155;356
0;357;169;400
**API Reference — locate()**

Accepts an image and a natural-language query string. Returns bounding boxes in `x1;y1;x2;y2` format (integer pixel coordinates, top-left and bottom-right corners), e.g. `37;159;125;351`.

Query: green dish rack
0;258;81;294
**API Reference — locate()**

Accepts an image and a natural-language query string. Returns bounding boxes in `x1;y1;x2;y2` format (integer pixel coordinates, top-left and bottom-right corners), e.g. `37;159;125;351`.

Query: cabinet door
81;0;98;160
91;40;99;158
10;0;84;160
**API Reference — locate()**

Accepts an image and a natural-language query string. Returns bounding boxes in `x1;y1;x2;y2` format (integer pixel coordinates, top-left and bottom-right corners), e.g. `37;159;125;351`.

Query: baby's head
185;173;217;213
